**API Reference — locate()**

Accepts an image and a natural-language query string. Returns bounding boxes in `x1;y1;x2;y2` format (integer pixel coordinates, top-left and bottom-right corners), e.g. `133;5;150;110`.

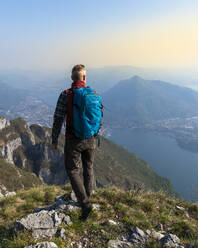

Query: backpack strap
65;88;74;135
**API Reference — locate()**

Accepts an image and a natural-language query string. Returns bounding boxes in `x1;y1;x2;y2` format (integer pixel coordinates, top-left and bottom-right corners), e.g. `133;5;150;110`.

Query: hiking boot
79;206;95;221
61;193;69;202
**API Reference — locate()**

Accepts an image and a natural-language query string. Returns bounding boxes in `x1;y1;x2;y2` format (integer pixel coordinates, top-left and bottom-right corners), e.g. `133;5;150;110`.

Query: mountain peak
130;75;144;81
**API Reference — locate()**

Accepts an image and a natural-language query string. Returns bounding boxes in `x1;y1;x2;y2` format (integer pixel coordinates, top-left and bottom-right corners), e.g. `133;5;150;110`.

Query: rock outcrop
0;184;16;198
24;242;58;248
160;234;184;248
0;116;10;130
0;117;67;185
108;226;184;248
15;197;73;239
3;138;22;163
15;193;100;241
0;116;178;196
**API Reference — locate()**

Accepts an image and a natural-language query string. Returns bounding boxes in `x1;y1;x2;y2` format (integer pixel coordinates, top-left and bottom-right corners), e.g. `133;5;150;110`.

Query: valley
1;74;198;201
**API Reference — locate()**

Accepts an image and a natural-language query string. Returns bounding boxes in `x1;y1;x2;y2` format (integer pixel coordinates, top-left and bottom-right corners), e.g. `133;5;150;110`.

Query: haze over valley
1;71;198;200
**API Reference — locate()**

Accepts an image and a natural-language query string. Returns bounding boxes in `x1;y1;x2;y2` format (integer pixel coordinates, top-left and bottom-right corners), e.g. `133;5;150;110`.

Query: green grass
0;185;197;247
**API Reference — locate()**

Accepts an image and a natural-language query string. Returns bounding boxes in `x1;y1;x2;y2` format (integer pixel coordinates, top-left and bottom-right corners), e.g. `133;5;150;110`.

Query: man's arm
99;104;104;130
51;91;67;147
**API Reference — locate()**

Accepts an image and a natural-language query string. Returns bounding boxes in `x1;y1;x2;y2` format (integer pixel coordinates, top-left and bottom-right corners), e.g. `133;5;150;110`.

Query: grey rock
108;220;117;225
15;209;71;239
54;194;63;202
50;197;100;213
58;212;72;225
145;229;151;236
0;184;7;192
175;205;185;211
56;228;66;239
64;201;80;211
76;243;83;248
16;210;60;230
160;234;181;247
93;203;100;210
33;228;57;239
128;226;147;247
108;240;134;248
130;226;146;238
157;223;164;231
38;168;53;184
0;116;10;130
34;199;80;213
20;124;35;146
73;238;89;248
24;242;58;248
150;230;164;240
0;137;22;164
82;238;89;247
5;191;16;197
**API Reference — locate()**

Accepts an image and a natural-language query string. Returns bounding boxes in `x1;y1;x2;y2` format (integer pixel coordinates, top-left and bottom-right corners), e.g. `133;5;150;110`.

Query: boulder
160;234;183;248
108;226;147;248
175;205;185;211
108;220;118;225
24;242;58;248
5;191;16;197
108;240;134;248
15;209;71;239
56;228;66;240
150;230;164;240
128;226;147;247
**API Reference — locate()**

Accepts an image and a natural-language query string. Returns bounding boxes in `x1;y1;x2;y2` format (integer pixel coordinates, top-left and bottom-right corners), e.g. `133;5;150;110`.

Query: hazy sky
1;0;198;70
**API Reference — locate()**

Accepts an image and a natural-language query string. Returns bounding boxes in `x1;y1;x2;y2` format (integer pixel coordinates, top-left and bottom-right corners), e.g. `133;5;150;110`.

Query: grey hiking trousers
64;136;96;210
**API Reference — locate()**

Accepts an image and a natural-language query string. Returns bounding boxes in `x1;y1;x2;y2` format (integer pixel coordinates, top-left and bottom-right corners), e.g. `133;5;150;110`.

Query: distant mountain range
0;82;53;126
0;116;176;197
0;82;27;110
1;66;198;106
102;75;198;126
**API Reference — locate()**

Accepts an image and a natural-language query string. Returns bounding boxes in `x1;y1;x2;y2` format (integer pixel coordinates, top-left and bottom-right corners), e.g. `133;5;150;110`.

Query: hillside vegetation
0;185;197;247
0;159;43;193
0;117;176;197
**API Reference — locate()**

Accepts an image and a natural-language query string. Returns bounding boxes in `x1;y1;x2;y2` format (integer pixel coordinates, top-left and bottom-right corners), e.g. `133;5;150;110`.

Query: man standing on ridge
51;64;103;220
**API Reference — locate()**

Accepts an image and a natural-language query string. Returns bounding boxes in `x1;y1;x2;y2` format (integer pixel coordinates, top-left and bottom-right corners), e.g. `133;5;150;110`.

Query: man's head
71;64;86;82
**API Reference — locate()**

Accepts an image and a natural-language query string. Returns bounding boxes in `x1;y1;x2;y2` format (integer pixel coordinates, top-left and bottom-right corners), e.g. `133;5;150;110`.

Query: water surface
110;128;198;201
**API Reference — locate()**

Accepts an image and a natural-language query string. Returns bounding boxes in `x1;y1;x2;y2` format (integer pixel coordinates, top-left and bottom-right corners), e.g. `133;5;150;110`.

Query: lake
109;128;198;201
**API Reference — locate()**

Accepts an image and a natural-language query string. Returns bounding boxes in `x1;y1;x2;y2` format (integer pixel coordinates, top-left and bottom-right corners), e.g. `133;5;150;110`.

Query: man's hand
51;144;58;151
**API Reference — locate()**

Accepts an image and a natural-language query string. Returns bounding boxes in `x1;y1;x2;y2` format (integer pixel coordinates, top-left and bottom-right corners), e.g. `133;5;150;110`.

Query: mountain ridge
0;115;176;197
102;75;198;126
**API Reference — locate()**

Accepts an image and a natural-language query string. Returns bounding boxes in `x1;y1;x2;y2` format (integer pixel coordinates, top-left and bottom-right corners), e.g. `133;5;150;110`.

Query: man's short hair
71;64;86;81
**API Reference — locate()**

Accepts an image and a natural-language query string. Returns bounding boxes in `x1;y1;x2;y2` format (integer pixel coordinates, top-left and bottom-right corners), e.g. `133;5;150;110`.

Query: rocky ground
0;185;197;248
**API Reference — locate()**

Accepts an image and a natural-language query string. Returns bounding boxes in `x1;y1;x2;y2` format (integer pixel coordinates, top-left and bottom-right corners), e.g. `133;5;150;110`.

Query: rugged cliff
0;116;176;197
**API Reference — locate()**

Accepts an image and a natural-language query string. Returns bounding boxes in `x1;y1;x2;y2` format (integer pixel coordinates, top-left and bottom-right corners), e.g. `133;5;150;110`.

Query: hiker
51;64;103;220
